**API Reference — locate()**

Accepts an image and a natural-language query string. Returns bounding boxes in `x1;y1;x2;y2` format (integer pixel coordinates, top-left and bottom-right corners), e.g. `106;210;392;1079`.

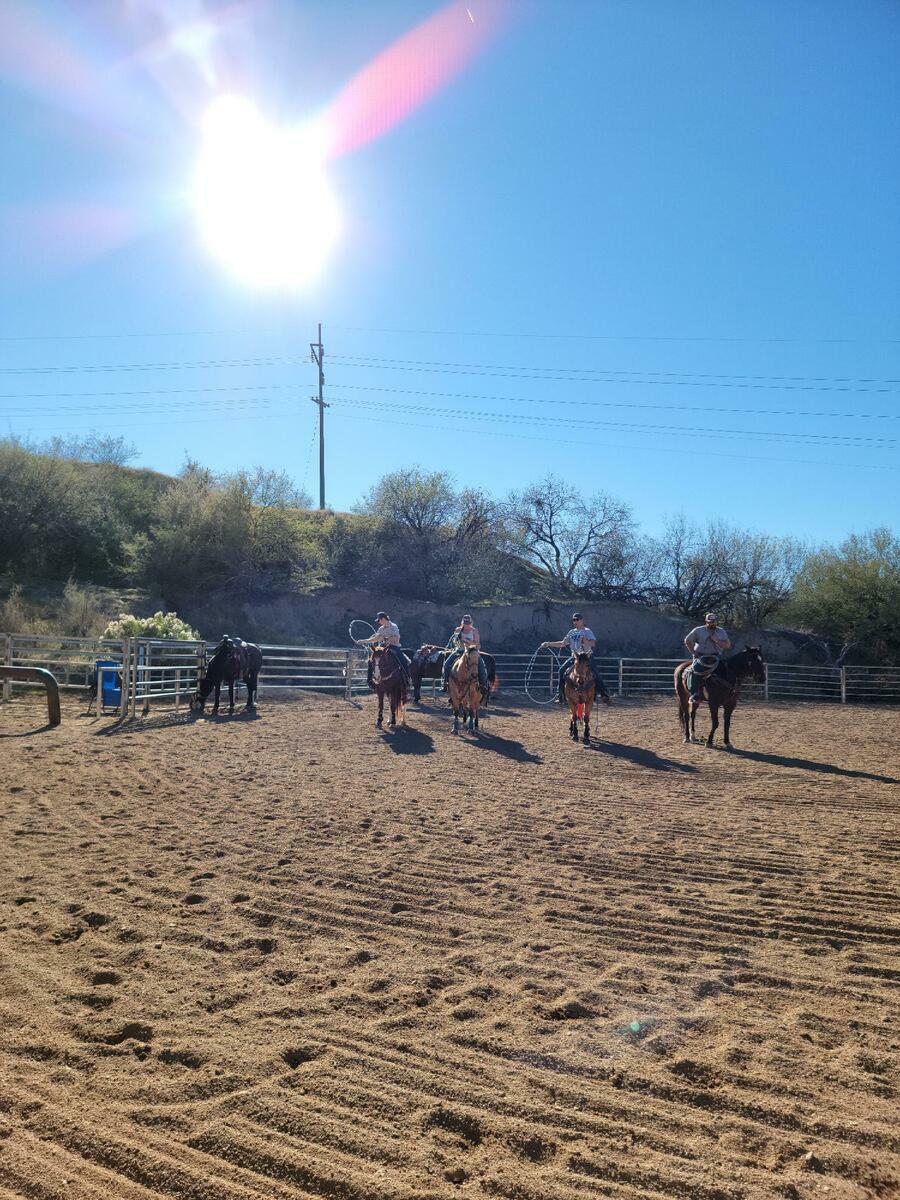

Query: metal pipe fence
2;632;899;711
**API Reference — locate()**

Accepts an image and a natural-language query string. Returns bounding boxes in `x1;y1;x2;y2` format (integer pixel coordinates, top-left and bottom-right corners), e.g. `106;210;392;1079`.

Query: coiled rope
524;644;562;705
348;619;376;645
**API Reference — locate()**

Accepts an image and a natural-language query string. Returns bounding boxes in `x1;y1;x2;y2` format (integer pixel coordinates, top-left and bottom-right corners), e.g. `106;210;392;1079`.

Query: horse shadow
381;727;435;755
591;740;697;773
727;747;899;785
467;731;543;764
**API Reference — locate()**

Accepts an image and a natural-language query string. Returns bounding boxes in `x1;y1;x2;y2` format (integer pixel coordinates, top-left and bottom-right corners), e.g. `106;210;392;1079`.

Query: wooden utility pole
309;322;327;509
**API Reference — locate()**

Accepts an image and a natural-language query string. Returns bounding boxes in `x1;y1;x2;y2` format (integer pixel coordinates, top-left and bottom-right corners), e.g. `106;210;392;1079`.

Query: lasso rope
524;644;562;705
348;619;376;646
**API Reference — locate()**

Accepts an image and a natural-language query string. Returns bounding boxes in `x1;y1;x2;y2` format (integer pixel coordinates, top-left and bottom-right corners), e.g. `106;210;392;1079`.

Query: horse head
744;645;766;683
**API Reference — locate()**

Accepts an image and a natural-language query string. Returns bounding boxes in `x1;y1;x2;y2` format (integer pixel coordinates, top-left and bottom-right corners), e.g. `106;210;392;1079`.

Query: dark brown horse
564;652;595;744
192;636;262;715
369;645;407;729
409;645;448;702
674;646;765;747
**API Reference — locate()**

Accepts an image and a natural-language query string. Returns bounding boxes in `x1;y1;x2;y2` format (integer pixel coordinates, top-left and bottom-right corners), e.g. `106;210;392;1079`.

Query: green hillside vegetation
1;441;897;663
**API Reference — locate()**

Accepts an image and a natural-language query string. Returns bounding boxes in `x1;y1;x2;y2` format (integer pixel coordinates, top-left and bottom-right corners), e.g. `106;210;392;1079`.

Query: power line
3;389;895;449
329;410;900;472
1;378;898;422
2;351;899;391
325;396;897;447
328;382;900;422
4;323;899;345
328;355;900;394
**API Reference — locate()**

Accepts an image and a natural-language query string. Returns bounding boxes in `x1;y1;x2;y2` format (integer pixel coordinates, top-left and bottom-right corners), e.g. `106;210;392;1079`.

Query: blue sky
1;0;898;542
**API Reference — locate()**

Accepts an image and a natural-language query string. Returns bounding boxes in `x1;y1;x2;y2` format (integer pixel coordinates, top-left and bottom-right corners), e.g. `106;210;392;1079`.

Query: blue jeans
443;650;488;690
559;657;610;702
689;655;719;699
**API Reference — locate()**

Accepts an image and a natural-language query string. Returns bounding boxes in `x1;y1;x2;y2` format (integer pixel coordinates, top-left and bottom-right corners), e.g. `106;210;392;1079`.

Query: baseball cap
462;613;473;623
705;612;717;622
572;612;583;621
375;611;388;621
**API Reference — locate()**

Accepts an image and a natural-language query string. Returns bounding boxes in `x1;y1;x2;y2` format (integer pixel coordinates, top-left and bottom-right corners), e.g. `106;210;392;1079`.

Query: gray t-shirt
686;625;730;656
564;627;596;656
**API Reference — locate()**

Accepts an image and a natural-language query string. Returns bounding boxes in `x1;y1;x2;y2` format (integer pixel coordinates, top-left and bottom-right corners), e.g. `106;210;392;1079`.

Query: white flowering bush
102;611;200;641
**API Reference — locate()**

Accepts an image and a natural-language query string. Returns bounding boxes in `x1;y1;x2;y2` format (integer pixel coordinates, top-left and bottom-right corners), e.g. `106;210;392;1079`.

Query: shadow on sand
94;709;261;736
0;722;56;738
465;731;543;764
727;746;899;785
590;739;697;773
380;726;435;755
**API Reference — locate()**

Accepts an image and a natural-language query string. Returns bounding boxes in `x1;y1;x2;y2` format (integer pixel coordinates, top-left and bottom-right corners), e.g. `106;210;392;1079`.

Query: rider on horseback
441;614;490;695
360;612;412;688
542;614;612;705
684;612;731;702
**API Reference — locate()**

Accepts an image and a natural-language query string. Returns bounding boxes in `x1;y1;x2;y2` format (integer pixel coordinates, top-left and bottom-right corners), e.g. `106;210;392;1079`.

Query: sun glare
192;95;340;290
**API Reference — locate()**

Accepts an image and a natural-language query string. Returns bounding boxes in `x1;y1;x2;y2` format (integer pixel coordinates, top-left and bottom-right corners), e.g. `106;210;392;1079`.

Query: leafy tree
787;529;900;664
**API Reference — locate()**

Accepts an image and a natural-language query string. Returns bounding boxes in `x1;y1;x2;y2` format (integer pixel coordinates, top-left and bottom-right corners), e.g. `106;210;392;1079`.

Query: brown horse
448;645;482;735
674;646;766;747
564;652;596;744
369;644;407;729
410;644;497;703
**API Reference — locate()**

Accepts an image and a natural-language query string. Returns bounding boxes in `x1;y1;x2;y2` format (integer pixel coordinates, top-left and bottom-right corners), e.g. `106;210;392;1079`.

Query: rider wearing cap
684;612;731;701
542;613;612;705
442;613;490;694
360;612;412;687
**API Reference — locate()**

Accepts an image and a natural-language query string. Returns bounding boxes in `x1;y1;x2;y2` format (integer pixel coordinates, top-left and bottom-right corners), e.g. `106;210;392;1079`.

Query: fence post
2;634;12;703
618;658;625;698
840;666;847;704
763;662;769;703
345;650;353;700
119;640;130;717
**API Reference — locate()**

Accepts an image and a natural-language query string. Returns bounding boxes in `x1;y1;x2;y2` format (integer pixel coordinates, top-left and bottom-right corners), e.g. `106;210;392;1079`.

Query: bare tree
652;515;741;620
504;475;632;595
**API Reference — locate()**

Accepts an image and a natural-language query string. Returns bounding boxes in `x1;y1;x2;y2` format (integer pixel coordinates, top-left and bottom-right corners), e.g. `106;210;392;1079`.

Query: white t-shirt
564;627;596;656
374;621;401;646
686;625;729;656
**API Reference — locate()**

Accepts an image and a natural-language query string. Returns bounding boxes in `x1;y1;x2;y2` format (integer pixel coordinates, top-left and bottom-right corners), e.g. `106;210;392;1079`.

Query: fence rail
2;633;899;711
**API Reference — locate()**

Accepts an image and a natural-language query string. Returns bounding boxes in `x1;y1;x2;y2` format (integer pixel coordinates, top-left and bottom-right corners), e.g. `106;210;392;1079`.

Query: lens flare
192;94;341;290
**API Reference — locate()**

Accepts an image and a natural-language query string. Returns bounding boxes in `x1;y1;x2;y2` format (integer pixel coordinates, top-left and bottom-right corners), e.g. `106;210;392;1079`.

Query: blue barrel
95;658;121;709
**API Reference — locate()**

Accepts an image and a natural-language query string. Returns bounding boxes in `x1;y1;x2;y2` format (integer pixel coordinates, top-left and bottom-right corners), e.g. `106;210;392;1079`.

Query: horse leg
212;681;221;715
389;690;397;727
376;691;384;729
690;700;699;741
583;708;591;745
723;702;735;747
706;702;719;747
227;678;235;716
452;704;459;735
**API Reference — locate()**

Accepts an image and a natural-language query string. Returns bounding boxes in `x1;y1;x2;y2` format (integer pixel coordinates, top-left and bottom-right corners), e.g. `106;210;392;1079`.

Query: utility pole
309;322;327;510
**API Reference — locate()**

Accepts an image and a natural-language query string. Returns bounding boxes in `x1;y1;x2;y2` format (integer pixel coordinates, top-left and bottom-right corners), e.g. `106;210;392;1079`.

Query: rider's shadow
468;732;543;764
591;740;697;772
381;727;435;755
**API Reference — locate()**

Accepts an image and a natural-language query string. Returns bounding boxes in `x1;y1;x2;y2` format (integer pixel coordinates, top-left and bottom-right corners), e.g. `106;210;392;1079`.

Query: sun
192;95;340;290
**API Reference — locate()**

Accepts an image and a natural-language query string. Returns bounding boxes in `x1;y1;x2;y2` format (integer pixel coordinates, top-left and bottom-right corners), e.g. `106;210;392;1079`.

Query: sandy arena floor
0;691;898;1200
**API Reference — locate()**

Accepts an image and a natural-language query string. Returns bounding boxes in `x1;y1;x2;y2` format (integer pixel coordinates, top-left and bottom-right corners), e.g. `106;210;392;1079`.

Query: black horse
675;646;766;747
192;636;262;715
